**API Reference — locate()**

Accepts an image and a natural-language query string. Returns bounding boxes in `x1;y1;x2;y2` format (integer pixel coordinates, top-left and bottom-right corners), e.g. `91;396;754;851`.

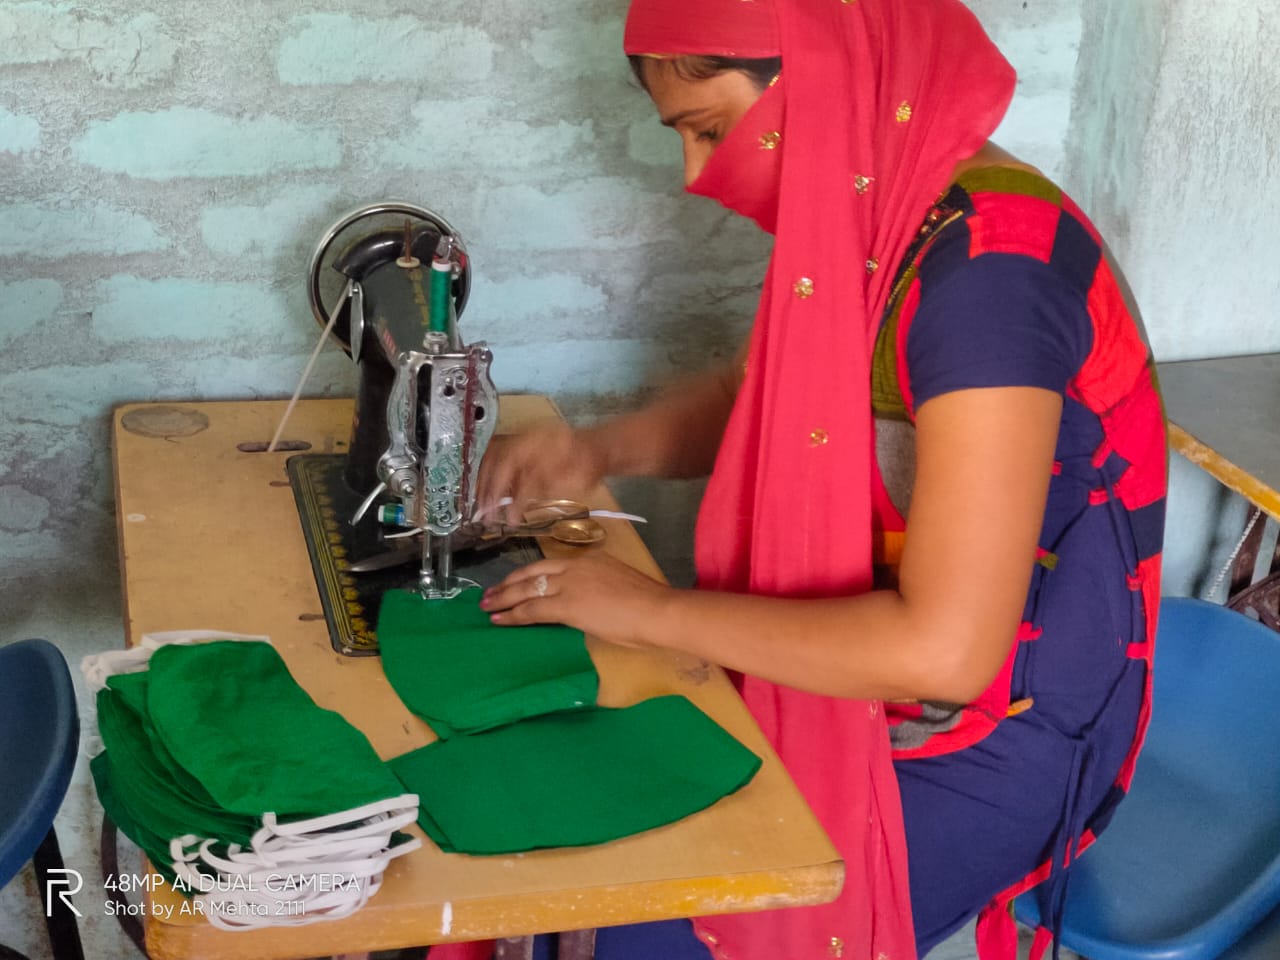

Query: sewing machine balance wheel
306;201;473;357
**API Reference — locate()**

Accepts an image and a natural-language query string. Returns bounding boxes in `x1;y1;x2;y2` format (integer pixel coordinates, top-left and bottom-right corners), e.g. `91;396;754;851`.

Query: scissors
347;499;643;574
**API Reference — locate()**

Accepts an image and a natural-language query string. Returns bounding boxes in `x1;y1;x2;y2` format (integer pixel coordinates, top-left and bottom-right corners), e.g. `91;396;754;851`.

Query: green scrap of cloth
388;695;762;854
143;641;404;818
377;588;598;739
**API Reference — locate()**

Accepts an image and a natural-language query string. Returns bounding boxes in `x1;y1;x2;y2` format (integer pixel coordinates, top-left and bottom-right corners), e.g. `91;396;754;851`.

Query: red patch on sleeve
967;192;1062;263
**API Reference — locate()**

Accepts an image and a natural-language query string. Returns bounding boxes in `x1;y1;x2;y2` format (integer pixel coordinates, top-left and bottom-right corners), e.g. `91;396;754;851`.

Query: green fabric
96;684;259;846
377;589;598;739
145;641;403;817
388;695;762;854
106;671;217;806
91;751;181;883
92;640;407;884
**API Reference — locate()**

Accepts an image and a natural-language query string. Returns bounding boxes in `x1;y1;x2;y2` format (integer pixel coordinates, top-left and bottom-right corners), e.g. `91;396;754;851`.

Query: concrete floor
0;572;1068;960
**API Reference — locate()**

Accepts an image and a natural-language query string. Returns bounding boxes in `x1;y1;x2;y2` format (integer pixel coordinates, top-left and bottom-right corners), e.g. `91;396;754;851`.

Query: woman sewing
476;0;1167;958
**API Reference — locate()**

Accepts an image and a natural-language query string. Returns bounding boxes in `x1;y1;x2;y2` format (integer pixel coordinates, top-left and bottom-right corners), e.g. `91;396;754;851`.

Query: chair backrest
0;638;80;887
1146;598;1280;791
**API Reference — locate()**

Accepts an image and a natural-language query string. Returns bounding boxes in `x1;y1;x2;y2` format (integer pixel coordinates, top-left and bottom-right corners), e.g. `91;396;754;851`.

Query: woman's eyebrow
660;107;712;128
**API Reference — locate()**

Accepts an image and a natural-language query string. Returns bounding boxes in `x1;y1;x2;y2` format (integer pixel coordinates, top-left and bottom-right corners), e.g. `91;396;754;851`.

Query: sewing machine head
305;203;499;603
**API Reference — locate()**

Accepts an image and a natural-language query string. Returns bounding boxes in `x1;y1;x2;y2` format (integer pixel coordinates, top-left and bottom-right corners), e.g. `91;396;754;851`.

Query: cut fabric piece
145;640;404;816
389;695;761;855
377;588;598;739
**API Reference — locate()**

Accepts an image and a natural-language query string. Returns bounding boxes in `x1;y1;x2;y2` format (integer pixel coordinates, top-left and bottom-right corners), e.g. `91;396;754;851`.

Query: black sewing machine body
288;204;526;655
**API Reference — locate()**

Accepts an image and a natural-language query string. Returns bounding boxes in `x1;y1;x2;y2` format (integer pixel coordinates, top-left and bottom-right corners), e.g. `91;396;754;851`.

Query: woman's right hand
474;422;608;523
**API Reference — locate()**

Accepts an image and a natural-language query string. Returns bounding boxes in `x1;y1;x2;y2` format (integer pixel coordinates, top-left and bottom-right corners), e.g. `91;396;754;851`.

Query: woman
476;0;1166;958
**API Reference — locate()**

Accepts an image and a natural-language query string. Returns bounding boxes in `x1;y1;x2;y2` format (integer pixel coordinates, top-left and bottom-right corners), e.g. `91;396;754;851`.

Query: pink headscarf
626;1;1015;957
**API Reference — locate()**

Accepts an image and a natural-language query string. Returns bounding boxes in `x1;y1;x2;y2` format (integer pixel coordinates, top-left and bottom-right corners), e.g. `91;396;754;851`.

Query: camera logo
45;868;83;918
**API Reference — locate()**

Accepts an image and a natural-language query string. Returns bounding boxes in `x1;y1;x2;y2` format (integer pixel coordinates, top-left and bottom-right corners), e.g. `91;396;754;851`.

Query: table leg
557;929;597;960
494;938;534;960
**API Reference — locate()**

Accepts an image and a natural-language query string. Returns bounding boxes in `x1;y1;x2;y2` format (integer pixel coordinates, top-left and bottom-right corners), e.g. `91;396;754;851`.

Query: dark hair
628;55;782;93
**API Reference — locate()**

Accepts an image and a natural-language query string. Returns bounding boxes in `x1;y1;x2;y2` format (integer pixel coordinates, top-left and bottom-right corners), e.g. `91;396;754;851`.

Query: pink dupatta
625;1;1016;957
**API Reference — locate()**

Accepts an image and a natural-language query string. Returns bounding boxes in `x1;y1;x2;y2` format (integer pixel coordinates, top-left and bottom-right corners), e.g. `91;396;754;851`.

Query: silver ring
534;574;549;597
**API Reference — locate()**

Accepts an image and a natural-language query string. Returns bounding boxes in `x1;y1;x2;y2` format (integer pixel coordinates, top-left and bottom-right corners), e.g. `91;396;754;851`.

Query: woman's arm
581;351;742;479
483;384;1062;705
475;343;746;510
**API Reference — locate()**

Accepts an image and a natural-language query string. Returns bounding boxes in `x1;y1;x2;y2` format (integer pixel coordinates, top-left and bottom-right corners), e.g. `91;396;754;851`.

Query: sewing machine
288;202;535;655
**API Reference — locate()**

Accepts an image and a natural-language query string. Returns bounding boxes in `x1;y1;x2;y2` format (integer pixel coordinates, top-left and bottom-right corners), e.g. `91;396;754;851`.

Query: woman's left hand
480;552;672;648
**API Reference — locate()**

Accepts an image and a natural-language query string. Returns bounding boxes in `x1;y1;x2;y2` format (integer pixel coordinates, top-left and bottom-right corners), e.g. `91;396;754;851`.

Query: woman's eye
696;129;720;144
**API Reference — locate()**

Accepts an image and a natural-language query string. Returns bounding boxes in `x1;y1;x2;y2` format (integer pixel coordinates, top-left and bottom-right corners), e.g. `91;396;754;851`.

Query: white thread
267;281;348;454
384;527;424;540
1208;508;1264;598
587;509;647;523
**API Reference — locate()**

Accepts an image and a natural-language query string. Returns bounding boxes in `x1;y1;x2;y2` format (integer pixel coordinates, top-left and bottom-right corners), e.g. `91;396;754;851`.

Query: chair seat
1219;901;1280;960
1016;598;1280;960
0;639;80;887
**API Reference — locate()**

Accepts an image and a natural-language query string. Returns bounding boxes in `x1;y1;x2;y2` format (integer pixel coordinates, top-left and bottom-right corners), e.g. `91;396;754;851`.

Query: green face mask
389;695;762;855
89;637;419;929
142;641;403;816
376;589;599;738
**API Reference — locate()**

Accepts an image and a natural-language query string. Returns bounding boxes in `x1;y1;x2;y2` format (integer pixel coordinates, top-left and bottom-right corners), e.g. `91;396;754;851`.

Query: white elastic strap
165;814;421;931
80;632;273;758
196;839;420;931
81;630;270;693
260;794;419;838
251;802;419;862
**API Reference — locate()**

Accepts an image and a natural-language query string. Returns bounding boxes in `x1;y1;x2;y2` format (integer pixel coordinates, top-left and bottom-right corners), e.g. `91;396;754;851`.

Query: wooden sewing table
1158;353;1280;625
111;397;843;960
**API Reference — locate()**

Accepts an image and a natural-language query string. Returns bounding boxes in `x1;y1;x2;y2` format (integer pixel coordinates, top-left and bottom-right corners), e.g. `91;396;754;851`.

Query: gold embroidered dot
758;130;782;150
793;277;814;299
768;73;780;88
830;937;846;957
809;428;830;447
852;174;875;195
895;100;913;123
840;0;857;4
865;258;880;274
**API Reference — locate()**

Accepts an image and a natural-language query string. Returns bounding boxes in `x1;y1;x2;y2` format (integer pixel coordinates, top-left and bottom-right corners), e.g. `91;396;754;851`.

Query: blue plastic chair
1015;597;1280;960
0;638;84;960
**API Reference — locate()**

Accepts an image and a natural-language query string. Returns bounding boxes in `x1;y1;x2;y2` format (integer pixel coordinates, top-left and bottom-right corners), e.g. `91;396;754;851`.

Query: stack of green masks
87;637;419;931
377;590;763;854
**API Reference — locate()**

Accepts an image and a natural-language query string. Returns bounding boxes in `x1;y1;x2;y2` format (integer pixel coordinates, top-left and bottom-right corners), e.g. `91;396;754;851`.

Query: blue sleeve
904;251;1094;411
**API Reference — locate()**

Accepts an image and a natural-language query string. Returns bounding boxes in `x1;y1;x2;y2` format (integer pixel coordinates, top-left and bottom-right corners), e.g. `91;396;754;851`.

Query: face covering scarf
86;635;420;930
625;1;1016;958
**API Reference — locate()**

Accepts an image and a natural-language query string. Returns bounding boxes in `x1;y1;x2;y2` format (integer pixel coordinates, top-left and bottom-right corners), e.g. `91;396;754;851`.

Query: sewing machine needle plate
287;453;542;656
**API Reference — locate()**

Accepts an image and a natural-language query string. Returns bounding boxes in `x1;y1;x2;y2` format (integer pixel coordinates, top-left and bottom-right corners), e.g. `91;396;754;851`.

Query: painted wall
0;0;1084;601
1065;0;1280;597
0;0;1267;607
